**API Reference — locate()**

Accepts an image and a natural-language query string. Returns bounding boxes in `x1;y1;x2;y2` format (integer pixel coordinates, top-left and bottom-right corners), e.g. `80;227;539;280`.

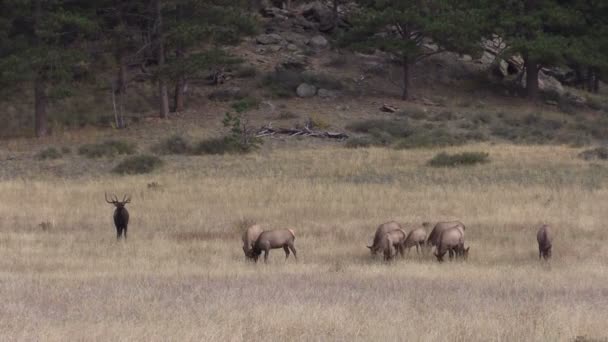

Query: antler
123;194;131;204
105;192;116;204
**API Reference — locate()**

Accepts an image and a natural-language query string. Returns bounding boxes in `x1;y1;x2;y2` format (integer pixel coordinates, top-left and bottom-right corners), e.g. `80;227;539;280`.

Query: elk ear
367;245;373;250
465;247;470;252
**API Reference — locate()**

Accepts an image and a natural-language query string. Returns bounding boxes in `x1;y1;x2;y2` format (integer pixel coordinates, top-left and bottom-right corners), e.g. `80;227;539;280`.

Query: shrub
231;97;260;113
579;147;608;161
36;147;62;160
325;54;348;68
208;88;247;101
234;65;257;78
346;119;411;138
345;137;375;148
154;135;191;155
193;137;237;155
393;129;467;149
398;108;428;120
61;146;71;154
113;155;163;174
428;152;490;167
78;140;135;158
278;111;299;120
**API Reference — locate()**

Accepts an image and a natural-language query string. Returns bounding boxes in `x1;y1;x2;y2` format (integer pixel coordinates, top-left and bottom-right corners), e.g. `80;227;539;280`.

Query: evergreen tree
0;0;96;136
163;0;257;112
487;0;574;99
341;0;485;100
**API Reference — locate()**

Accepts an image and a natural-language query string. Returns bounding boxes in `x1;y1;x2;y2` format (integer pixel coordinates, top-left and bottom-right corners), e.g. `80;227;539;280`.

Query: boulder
299;1;336;32
257;33;284;45
296;83;317;98
310;35;329;49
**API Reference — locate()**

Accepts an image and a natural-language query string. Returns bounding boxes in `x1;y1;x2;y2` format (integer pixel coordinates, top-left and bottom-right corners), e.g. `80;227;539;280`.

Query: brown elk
251;229;297;263
404;227;427;255
105;193;130;240
426;221;466;248
434;227;468;262
242;224;263;260
537;224;553;260
367;221;402;255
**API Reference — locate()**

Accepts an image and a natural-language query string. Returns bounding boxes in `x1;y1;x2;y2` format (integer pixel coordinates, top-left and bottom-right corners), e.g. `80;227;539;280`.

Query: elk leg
123;226;127;240
283;245;290;260
116;227;122;240
416;243;420;255
539;248;542;260
263;249;269;263
288;243;297;261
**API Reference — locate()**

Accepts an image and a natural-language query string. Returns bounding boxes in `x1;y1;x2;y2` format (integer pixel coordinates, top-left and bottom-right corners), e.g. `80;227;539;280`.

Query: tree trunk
172;4;185;113
33;0;49;137
34;77;49;137
156;0;169;118
173;78;186;112
593;68;600;93
402;56;410;100
524;56;539;100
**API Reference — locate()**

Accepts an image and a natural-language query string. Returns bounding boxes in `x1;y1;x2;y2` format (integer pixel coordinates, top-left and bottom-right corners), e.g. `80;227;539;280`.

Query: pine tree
488;0;574;99
341;0;485;100
163;0;257;112
0;0;97;137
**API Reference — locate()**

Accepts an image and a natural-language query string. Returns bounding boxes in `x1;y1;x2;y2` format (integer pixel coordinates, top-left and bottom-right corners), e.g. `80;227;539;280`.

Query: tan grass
1;144;608;341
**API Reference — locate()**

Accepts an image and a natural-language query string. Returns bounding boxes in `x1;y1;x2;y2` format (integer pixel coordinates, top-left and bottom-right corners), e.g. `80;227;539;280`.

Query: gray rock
269;45;282;52
257;33;284;45
296;83;317;98
287;44;298;51
310;35;329;49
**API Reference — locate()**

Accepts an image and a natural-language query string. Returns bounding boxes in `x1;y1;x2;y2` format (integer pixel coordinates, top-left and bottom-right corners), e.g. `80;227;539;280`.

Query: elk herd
105;194;554;264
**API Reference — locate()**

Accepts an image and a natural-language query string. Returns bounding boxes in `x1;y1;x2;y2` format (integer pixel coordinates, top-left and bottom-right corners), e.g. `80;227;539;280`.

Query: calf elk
105;193;130;240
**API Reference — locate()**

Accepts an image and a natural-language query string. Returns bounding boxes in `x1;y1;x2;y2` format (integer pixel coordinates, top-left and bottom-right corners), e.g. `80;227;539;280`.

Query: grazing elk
434;227;468;262
251;229;297;263
404;227;427;255
105;193;130;240
367;221;402;255
242;224;263;260
537;224;553;260
427;221;466;249
381;229;407;261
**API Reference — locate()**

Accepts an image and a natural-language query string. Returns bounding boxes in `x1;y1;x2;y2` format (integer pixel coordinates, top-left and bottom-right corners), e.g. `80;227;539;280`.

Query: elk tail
288;228;296;239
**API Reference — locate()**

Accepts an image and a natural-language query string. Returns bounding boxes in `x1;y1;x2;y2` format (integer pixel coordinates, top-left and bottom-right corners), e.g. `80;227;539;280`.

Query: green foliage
193;137;236;155
154;134;192;155
78;140;136;158
579;147;608;161
428;152;490;167
36;147;62;160
231;97;260;113
222;111;262;153
112;155;163;175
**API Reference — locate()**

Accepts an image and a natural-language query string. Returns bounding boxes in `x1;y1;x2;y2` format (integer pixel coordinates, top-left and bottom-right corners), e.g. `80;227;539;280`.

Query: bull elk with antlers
105;193;131;240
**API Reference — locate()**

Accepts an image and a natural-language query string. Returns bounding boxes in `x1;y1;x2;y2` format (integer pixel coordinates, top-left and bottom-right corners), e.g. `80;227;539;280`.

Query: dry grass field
1;143;608;341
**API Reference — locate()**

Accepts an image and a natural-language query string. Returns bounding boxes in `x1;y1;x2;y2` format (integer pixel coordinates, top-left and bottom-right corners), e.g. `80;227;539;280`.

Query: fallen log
256;123;348;140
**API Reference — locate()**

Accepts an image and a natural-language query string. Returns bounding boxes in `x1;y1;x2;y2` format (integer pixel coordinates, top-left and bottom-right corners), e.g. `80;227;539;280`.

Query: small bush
278;111;299;120
154;135;191;155
231;97;260;113
61;146;71;154
579;147;608;161
346;119;411;138
393;129;467;149
113;155;163;174
398;108;428;120
36;147;62;160
345;137;375;148
428;152;490;167
234;65;257;78
308;114;330;129
208;88;247;101
325;55;348;68
78;140;135;158
193;137;237;155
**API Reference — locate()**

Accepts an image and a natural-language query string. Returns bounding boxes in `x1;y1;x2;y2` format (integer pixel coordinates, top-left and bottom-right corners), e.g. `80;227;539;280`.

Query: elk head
105;193;131;209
